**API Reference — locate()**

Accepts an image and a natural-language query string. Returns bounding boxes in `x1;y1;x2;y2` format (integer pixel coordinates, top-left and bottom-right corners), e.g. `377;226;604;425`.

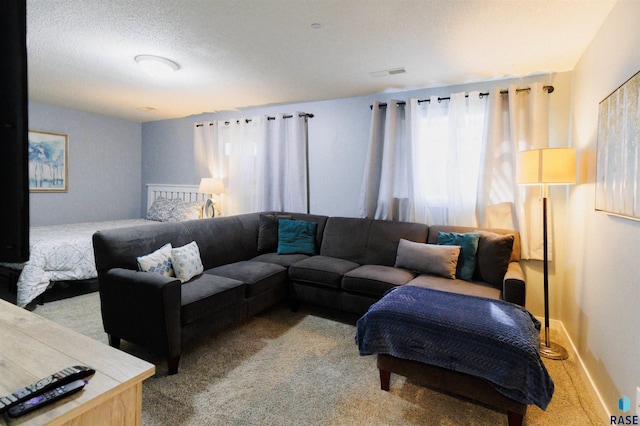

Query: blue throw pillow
277;219;317;255
436;231;480;281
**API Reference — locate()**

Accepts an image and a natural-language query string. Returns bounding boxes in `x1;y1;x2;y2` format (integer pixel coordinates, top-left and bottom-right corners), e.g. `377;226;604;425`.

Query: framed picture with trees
28;130;68;192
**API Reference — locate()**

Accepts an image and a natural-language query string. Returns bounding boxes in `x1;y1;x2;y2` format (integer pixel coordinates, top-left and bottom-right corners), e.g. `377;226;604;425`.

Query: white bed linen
2;219;157;307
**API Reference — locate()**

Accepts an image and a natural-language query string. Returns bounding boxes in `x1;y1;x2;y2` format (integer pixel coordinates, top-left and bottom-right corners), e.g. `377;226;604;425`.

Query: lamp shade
517;148;576;185
198;178;225;195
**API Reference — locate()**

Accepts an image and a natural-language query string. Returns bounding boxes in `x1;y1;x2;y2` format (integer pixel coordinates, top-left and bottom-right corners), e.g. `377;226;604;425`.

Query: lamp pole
539;185;568;360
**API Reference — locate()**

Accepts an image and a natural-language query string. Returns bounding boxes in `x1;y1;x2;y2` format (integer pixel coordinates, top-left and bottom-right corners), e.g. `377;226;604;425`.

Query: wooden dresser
0;299;155;425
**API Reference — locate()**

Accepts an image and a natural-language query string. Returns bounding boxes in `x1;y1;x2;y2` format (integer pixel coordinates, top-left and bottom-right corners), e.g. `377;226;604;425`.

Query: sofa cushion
289;255;359;289
320;217;370;263
475;231;514;287
251;252;310;267
207;260;287;298
277;219;317;255
365;220;429;265
342;265;415;297
183;213;262;270
320;217;428;266
436;231;480;281
408;275;501;300
395;239;460;279
94;221;194;273
181;274;246;325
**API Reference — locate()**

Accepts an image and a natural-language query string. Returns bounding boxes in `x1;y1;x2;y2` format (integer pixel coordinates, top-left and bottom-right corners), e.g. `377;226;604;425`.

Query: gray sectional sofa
92;212;525;374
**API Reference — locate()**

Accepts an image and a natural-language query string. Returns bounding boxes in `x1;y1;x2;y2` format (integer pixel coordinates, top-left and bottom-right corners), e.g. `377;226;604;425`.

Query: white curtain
360;83;551;259
256;114;309;212
410;92;486;226
194;113;308;216
193;121;219;178
478;83;550;259
358;100;413;221
217;118;260;215
358;101;385;219
512;83;550;260
360;93;486;226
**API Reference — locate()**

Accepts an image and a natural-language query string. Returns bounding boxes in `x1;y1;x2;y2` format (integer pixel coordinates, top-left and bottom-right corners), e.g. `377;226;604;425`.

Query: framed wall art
28;130;68;192
595;70;640;221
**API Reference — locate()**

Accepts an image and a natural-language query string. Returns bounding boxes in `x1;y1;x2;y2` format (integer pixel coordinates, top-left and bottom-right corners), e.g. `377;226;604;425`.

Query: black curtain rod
195;113;314;127
370;85;554;109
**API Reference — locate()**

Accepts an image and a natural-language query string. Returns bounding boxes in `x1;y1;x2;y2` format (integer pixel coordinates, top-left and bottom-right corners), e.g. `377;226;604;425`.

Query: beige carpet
32;292;603;425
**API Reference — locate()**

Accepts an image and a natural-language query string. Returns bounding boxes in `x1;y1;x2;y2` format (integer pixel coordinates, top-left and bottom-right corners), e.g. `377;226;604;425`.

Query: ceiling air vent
370;67;406;78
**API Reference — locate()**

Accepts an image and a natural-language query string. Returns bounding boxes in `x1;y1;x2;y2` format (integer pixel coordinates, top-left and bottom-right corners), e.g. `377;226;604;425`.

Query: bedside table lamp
517;148;575;360
198;178;225;218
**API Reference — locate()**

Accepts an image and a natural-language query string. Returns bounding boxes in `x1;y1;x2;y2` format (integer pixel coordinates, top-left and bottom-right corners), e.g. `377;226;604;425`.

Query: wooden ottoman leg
508;411;523;426
379;369;391;391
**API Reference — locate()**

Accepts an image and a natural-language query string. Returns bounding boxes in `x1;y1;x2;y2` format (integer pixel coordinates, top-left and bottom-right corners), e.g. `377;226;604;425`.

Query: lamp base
539;340;568;360
204;198;214;218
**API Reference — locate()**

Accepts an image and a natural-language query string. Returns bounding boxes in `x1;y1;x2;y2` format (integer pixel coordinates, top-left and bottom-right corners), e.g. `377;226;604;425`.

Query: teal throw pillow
436;231;480;281
277;219;317;255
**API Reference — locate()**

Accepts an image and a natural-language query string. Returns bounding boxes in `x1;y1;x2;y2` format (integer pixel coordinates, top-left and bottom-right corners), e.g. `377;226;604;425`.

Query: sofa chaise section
406;225;525;306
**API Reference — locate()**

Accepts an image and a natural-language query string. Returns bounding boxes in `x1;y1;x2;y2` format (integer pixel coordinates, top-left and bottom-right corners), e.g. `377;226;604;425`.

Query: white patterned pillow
137;243;175;277
147;197;179;222
171;241;204;282
168;200;204;222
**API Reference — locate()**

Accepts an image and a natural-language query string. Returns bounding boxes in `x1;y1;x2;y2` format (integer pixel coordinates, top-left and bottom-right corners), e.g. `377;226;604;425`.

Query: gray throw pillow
395;239;460;279
475;231;514;287
257;213;292;253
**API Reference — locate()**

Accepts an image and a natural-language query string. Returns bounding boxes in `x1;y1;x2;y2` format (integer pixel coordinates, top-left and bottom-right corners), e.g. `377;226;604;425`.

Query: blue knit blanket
355;285;554;410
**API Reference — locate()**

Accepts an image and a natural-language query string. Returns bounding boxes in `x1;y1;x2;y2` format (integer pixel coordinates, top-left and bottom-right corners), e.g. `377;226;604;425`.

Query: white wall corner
535;316;610;422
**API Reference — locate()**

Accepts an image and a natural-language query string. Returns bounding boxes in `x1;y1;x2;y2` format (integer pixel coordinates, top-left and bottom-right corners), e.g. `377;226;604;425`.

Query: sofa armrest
99;268;182;359
502;261;526;307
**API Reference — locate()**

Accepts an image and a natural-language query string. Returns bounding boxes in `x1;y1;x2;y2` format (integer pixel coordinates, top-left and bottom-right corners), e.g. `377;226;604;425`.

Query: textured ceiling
26;0;617;122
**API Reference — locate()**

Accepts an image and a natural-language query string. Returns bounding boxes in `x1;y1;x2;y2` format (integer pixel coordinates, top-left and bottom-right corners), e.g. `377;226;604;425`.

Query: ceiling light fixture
134;55;179;79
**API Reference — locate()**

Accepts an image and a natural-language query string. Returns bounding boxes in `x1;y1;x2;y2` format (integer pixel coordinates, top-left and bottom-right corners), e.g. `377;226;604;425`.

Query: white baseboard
536;316;610;422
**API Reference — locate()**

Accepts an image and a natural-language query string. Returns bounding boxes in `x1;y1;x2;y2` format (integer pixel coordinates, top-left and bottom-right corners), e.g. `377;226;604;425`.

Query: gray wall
29;102;142;226
141;73;574;328
141;73;568;218
564;0;640;416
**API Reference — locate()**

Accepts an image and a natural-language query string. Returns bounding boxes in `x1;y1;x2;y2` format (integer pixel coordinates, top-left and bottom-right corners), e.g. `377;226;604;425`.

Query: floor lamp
517;148;575;360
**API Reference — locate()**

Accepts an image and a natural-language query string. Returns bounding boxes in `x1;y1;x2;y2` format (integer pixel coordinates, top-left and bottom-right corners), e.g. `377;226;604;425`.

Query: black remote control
0;365;95;414
7;379;87;418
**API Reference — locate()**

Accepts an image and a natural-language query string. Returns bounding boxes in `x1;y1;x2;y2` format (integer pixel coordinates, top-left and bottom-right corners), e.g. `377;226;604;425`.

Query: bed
0;184;207;307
